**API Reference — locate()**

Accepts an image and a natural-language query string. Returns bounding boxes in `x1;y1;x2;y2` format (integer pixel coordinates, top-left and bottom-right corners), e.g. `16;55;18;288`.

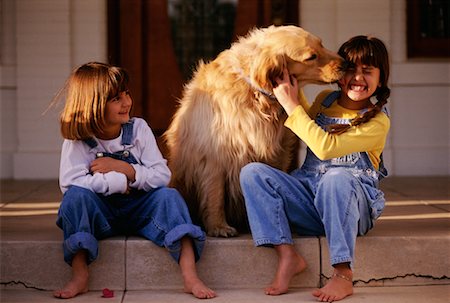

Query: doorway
107;0;299;152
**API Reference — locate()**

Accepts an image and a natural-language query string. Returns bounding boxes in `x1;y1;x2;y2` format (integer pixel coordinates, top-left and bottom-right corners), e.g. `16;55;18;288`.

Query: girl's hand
90;157;136;183
273;68;300;115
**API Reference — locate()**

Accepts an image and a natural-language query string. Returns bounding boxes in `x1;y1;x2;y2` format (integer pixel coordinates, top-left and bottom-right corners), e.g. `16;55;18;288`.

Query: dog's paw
207;225;239;238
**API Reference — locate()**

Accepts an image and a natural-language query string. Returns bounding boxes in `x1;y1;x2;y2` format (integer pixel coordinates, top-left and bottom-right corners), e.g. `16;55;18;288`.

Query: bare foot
265;244;307;296
184;277;217;299
54;250;89;299
312;268;353;302
53;274;88;299
179;237;216;299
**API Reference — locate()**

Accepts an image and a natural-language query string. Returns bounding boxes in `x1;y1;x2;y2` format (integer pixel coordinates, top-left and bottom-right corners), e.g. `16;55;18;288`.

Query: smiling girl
240;36;390;302
54;62;215;300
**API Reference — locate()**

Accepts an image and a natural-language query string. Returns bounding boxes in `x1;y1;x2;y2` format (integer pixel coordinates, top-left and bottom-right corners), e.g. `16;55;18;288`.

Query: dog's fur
164;25;345;237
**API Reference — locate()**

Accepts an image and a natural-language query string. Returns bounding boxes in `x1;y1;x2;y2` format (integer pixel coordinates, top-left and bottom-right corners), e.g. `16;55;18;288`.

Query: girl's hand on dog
273;68;300;115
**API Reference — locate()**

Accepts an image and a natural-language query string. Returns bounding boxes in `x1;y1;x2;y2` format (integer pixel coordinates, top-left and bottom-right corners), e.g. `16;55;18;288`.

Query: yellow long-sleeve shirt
285;90;390;170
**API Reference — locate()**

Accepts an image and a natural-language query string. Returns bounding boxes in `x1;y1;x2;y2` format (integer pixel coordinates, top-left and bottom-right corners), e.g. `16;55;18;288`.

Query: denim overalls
240;91;388;267
56;120;206;265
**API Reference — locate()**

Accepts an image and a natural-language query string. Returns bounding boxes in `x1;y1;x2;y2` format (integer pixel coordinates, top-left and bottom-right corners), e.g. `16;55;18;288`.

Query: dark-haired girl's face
338;61;381;108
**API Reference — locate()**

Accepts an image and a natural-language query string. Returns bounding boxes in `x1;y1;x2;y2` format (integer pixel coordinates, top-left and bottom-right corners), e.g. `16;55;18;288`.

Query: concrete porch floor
1;177;449;239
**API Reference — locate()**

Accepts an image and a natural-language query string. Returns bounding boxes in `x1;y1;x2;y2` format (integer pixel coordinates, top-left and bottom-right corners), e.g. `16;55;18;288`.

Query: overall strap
121;119;134;145
381;105;390;117
321;91;340;108
378;153;388;179
83;138;98;148
83;119;134;148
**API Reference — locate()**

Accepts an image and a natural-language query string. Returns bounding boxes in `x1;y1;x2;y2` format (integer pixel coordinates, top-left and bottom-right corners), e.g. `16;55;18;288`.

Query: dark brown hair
327;35;390;134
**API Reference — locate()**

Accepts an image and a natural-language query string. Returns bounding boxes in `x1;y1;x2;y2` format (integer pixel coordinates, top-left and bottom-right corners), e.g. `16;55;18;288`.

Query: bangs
339;36;385;69
106;67;129;100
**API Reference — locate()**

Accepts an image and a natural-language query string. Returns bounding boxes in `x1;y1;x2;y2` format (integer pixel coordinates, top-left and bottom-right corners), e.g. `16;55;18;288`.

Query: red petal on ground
102;288;114;298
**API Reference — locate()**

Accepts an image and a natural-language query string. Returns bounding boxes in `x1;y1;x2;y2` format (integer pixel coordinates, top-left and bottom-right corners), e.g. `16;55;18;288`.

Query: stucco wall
0;0;448;179
0;0;107;178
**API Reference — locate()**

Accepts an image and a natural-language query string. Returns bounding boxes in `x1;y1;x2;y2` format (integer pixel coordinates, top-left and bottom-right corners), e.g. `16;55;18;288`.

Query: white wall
0;0;18;179
0;0;448;179
0;0;107;179
388;0;449;176
300;0;450;176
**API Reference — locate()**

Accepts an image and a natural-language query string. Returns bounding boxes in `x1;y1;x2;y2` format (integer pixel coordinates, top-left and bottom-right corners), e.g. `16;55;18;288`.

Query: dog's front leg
199;173;238;237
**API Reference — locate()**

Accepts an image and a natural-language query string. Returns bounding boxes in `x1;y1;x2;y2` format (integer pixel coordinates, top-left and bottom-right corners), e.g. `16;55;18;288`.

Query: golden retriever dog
164;25;345;237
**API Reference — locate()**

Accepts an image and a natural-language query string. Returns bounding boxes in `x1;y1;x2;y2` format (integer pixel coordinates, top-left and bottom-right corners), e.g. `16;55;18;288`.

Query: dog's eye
305;54;317;61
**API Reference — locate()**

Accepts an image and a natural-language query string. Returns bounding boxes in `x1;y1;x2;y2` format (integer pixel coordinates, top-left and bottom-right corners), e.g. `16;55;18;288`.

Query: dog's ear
250;50;286;90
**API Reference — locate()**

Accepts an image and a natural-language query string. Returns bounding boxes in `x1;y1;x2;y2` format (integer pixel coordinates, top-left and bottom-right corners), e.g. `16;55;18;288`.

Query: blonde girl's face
338;61;381;104
104;90;132;131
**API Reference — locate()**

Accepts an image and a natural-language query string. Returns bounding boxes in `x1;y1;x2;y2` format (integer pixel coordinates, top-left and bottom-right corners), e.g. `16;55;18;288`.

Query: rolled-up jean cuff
164;224;206;263
63;231;98;265
254;237;293;248
331;256;353;268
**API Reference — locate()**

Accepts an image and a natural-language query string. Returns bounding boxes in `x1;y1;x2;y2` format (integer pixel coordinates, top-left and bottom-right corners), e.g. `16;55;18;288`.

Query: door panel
144;1;184;136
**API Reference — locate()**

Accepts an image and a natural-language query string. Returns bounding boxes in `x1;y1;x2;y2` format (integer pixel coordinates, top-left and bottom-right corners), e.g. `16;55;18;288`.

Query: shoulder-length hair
59;62;129;140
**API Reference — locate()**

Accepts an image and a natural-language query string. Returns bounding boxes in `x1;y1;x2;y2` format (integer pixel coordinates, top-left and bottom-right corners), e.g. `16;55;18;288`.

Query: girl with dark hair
240;36;390;302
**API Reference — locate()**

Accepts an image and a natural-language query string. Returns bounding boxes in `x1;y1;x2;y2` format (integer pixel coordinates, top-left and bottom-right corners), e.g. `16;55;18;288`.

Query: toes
264;287;273;295
206;290;217;299
202;289;216;299
57;290;74;299
264;286;286;296
315;291;337;302
312;289;322;297
312;289;327;302
193;288;216;299
53;291;62;298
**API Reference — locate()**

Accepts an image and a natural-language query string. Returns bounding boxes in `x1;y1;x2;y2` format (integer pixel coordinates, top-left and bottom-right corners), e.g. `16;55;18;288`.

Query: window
169;0;237;80
407;0;450;58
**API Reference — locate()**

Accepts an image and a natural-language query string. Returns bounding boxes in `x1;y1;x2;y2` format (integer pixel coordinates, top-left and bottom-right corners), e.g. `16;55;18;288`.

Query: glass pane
419;0;450;38
168;0;238;80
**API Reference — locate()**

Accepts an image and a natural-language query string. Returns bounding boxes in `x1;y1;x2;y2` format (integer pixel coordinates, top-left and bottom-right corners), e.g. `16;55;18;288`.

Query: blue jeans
56;186;205;265
240;163;379;267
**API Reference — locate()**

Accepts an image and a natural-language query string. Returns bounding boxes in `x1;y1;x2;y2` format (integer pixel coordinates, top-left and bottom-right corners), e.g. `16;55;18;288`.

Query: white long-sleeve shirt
59;117;171;195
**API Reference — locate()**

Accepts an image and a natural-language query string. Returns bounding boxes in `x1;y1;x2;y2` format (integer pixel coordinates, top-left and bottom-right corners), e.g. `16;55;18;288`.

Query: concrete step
1;233;449;292
1;177;450;297
1;285;450;303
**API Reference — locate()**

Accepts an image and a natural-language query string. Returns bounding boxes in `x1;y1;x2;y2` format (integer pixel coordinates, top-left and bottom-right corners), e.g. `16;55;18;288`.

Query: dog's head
244;25;345;94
